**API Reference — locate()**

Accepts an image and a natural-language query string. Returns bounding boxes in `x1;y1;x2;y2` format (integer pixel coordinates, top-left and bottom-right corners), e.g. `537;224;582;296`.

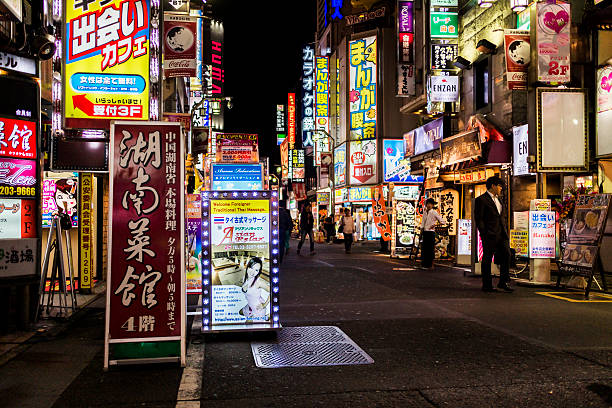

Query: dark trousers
481;238;511;288
344;233;353;252
421;231;435;268
325;227;335;242
297;229;314;252
279;230;287;262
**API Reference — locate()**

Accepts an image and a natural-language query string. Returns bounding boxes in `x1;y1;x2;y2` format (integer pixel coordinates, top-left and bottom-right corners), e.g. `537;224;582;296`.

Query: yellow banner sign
64;0;150;125
211;199;269;215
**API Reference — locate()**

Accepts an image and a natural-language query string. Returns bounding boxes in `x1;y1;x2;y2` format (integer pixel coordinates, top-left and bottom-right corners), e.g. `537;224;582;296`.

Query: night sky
211;1;317;167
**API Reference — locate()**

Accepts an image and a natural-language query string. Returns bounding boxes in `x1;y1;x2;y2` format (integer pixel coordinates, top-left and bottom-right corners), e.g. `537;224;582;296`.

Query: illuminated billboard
349;36;377;140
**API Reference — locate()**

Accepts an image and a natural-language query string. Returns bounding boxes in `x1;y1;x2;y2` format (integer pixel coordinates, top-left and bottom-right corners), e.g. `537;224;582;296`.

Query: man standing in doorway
474;176;513;293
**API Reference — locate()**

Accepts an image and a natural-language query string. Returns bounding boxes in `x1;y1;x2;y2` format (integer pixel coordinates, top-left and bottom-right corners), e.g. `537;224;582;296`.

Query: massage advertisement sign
349;35;377;140
211;163;263;191
215;133;259;164
201;192;280;330
64;0;151;127
536;1;570;83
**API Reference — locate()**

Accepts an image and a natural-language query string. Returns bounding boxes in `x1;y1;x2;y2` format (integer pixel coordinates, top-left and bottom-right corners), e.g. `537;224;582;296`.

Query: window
473;56;492;113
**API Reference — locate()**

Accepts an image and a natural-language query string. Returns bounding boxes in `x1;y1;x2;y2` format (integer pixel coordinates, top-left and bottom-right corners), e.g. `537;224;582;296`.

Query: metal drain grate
251;326;374;368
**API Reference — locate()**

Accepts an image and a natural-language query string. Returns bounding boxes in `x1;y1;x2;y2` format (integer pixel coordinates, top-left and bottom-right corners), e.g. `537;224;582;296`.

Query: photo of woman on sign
240;257;270;320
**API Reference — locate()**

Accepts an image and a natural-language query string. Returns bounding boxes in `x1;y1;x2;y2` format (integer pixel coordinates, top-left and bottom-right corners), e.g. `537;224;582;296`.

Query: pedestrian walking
339;208;355;254
323;216;336;244
474;176;513;293
420;198;445;269
278;200;293;263
297;203;316;255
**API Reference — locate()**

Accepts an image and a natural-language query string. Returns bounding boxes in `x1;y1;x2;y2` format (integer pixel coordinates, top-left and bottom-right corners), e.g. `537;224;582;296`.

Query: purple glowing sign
399;1;414;33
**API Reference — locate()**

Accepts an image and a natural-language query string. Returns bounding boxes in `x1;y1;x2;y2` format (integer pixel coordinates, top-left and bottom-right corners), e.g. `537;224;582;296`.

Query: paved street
1;240;612;408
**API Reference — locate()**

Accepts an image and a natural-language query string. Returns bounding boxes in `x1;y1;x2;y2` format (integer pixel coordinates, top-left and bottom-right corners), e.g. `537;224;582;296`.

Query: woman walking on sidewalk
297;204;316;255
339;208;355;254
420;198;445;269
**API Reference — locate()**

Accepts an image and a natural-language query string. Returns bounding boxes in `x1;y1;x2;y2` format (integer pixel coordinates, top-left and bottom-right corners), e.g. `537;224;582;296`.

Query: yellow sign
80;173;93;289
64;0;150;124
510;229;529;257
211;199;269;214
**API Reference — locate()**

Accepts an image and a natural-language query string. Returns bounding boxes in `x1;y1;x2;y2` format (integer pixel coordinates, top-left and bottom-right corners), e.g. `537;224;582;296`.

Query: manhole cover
251;326;374;368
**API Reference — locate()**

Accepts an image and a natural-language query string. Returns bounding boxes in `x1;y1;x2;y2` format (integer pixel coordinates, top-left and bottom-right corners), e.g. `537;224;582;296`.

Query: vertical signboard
371;185;391;241
597;66;612;157
186;194;201;294
397;1;415;97
105;121;185;368
79;173;93;290
301;46;315;147
513;124;530;176
163;15;197;78
349;139;377;185
280;138;289;179
290;149;305;182
536;1;570;83
64;0;151;127
529;211;556;258
205;20;224;96
200;191;280;331
504;30;530;90
315;56;330;165
397;64;415;96
334;143;346;187
287;93;296;149
276;104;285;146
349;36;377;140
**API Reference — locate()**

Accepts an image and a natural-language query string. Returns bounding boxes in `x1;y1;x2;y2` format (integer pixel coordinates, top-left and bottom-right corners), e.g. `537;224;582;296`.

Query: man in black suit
474;176;513;293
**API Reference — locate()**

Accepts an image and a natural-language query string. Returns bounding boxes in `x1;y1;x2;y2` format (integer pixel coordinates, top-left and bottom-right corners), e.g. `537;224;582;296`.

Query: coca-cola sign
163;14;197;78
0;158;38;198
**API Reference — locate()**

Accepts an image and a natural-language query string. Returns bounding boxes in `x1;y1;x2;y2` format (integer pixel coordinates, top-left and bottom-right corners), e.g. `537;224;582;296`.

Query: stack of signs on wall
163;15;197;78
397;1;415;96
503;30;530;89
0;116;38;277
301;46;315;147
429;0;458;106
202;192;279;330
106;121;185;368
186;194;201;294
64;0;151;127
536;0;570;83
215;134;258;164
314;56;330;165
349;36;377;140
349;139;377;185
561;194;611;279
391;184;420;257
371;186;391;241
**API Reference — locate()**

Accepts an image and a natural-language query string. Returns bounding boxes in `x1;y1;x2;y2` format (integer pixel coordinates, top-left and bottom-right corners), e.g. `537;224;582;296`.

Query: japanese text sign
163;15;197;78
215;133;259;164
529;211;556;258
80;173;93;289
457;219;471;256
349;36;377;140
211;163;263;191
348;187;371;202
0;117;36;159
0;52;35;75
394;199;417;250
301;46;315;147
107;121;184;341
510;230;529;257
276;104;285;133
428;188;458;235
288;93;296;149
440;130;481;167
0;198;36;239
290;149;305;182
315;56;330;135
0;158;37;198
397;64;415;96
64;0;150;125
349;139;377;185
504;30;530;90
0;238;37;278
430;12;458;39
431;43;458;70
280;138;289;179
536;1;570;83
371;185;391;241
334;143;346;186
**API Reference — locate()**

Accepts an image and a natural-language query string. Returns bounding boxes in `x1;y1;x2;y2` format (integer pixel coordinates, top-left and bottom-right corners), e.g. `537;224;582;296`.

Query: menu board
529;211;556;258
567;194;611;245
394;199;417;252
562;244;598;269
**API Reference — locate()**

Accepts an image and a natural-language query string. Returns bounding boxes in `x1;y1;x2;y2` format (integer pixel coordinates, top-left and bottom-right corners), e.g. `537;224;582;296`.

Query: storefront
348;186;378;241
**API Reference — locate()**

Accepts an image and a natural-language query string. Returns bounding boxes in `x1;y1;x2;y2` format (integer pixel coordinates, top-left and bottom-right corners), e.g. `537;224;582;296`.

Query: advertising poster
290;149;305;182
349;187;371;202
457;219;472;256
107;121;184;342
209;199;271;324
349;36;377;140
163;15;197;78
504;29;530;90
431;43;458;70
430;75;459;102
397;64;415;97
42;174;79;228
440;130;481;167
334;143;346;186
394;199;417;250
0;117;36;159
315;56;330;136
510;230;529;257
371;185;391;241
215;133;258;164
410;118;444;156
349;139;377;185
64;0;150;126
0;238;37;278
430;12;458;39
513;124;530;176
79;173;93;290
529;211;556;258
383;139;413;182
597;66;612;156
0;158;37;198
301;45;315;147
536;1;570;83
288;93;296;149
211;163;263;191
186;194;202;293
568;194;611;245
428;188;459;235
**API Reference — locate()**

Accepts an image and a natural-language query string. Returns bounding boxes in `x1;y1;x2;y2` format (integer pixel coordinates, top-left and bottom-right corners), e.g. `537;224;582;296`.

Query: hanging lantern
478;0;495;8
510;0;529;12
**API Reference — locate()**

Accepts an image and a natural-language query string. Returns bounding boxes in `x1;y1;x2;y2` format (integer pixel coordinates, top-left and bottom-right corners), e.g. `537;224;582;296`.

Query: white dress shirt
487;191;502;214
421;209;444;232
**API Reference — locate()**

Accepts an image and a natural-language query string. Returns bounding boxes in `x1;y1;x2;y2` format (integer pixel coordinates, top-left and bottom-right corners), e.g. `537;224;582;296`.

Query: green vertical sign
430;12;459;39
